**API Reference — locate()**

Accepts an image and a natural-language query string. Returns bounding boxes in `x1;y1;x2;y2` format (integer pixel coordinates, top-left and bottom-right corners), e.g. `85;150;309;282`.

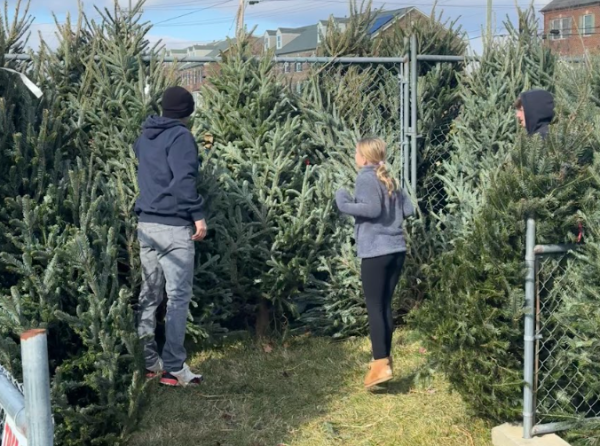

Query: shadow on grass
128;334;370;446
370;372;417;395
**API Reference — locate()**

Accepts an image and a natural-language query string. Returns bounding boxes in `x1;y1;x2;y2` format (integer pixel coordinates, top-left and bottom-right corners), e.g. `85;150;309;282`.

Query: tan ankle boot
364;357;393;389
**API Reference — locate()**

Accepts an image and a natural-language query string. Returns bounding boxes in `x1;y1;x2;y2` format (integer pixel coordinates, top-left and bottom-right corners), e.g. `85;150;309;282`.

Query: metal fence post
21;329;53;446
523;218;536;439
403;38;410;190
399;60;405;188
409;34;418;197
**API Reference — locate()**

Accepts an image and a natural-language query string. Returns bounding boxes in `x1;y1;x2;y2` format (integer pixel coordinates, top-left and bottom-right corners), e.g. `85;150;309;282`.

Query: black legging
361;252;406;360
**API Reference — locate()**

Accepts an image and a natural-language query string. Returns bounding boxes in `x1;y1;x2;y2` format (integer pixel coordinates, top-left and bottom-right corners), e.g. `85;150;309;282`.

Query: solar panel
369;15;393;34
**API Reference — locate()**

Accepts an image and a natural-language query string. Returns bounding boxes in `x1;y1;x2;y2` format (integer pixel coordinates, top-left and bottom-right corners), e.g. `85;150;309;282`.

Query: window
264;37;270;50
581;14;594;36
284;62;290;73
550;17;572;40
295;62;303;73
277;34;282;49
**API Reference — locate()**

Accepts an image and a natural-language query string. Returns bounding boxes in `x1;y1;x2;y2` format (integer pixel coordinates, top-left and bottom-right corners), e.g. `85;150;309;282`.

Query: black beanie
162;86;195;119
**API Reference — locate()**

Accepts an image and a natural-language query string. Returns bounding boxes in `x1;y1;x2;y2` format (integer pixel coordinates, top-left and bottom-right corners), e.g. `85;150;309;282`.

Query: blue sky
9;0;549;54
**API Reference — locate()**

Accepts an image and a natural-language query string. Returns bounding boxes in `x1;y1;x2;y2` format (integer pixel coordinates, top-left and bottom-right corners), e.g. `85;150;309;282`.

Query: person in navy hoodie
134;86;206;387
514;89;554;138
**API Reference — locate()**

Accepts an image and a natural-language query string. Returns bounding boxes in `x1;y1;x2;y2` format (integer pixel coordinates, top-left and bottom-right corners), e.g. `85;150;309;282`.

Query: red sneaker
160;364;203;387
145;358;163;380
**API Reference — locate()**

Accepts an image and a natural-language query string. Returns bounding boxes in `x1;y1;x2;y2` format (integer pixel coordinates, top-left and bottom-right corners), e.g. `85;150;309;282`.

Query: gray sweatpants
137;222;195;373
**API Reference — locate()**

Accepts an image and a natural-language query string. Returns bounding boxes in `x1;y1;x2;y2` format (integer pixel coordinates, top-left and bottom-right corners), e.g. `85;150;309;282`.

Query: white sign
2;416;27;446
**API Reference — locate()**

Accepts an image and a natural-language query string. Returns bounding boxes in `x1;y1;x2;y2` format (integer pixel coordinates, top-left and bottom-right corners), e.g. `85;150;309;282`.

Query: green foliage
5;0;600;443
319;0;377;57
411;115;599;421
437;8;556;238
0;2;172;444
410;10;600;430
193;37;335;336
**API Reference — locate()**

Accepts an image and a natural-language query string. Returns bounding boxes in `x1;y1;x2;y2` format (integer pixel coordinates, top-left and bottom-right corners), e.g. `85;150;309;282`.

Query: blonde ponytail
375;163;399;197
356;138;399;197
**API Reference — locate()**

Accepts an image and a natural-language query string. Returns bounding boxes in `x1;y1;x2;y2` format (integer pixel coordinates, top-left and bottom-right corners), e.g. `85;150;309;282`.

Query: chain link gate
271;56;411;193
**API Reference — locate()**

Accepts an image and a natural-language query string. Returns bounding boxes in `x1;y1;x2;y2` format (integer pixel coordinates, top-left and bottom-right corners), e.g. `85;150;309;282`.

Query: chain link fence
174;55;411;190
275;58;402;132
417;115;456;217
0;364;24;436
271;57;409;191
163;47;473;207
535;251;600;431
524;219;600;439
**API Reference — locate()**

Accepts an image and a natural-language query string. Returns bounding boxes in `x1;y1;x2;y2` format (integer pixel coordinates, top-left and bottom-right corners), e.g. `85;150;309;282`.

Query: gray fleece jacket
335;165;414;259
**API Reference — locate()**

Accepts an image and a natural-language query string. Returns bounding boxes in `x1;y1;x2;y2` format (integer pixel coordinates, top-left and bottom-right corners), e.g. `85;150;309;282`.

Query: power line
29;0;545;29
243;0;541;9
151;0;524;28
144;0;235;9
153;2;323;27
153;0;234;25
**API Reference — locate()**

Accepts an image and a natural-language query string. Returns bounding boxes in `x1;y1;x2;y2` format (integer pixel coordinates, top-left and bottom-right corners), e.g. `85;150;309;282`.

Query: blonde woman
335;137;414;389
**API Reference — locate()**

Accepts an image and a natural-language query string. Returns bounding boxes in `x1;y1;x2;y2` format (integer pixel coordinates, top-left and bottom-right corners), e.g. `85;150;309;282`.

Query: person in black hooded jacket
514;89;555;138
134;86;206;387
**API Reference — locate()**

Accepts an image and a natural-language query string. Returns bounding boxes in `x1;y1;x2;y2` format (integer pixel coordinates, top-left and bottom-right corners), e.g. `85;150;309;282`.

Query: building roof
541;0;600;12
265;30;277;36
276;24;318;55
190;44;217;50
370;7;415;35
275;7;417;55
278;26;311;34
318;17;351;25
205;39;236;57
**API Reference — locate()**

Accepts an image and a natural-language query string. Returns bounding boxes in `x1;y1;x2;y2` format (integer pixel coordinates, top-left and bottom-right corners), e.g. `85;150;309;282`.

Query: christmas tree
0;2;171;443
193;36;335;336
410;9;600;427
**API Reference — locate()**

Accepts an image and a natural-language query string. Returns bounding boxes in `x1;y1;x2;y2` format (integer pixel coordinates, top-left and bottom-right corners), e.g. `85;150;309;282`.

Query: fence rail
2;53;407;64
523;219;600;439
0;365;26;436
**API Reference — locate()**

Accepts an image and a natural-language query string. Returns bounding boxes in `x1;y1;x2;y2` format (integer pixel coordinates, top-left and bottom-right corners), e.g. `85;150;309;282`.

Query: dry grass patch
129;331;492;446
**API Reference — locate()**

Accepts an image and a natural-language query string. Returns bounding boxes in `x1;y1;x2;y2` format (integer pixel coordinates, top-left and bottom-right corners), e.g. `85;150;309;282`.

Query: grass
128;330;492;446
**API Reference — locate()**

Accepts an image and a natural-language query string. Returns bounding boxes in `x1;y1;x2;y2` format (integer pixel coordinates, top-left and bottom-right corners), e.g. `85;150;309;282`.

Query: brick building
168;38;262;100
542;0;600;56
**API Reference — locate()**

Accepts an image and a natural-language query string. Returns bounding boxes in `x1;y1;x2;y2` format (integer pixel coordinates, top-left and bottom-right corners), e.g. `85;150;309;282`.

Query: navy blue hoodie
134;116;205;226
520;89;555;138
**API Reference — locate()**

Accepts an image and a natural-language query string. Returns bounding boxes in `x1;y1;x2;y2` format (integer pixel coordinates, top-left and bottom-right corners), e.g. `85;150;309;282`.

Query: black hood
520;89;554;136
141;115;186;140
